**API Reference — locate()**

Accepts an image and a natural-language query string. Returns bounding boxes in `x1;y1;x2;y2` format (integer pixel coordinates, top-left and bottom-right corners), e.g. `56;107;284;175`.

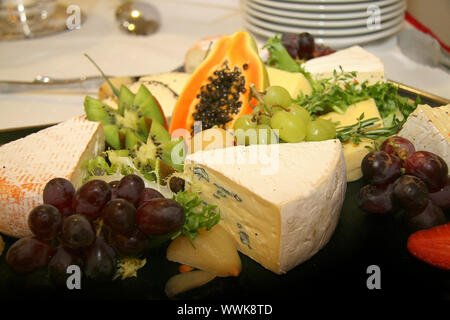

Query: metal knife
1;71;448;107
0;75;141;94
0;66;185;94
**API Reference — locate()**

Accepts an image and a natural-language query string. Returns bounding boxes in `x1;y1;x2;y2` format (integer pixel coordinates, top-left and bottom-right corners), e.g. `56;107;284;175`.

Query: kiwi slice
149;120;171;144
124;129;141;150
85;82;183;174
103;124;121;150
134;85;165;127
118;85;134;116
84;96;116;125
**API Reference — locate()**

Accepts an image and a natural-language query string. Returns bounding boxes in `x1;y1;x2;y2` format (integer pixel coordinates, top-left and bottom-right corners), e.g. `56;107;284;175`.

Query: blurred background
0;0;448;131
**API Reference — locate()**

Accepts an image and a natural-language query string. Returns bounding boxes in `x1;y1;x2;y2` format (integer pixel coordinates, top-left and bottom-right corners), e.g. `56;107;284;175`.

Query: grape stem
249;84;272;114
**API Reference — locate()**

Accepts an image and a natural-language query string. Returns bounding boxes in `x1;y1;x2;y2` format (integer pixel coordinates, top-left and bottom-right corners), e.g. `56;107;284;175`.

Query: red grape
72;179;112;219
84;237;116;282
380;136;415;162
313;44;335;57
48;246;83;287
6;237;54;274
28;204;62;240
102;199;136;236
405;151;448;192
361;151;402;185
62;214;95;249
109;180;120;200
169;177;185;194
357;183;396;214
136;198;185;235
281;33;299;59
138;188;164;208
392;175;429;212
116;174;145;207
297;32;315;59
108;180;120;189
404;200;447;233
43;178;75;216
429;176;450;210
107;228;150;257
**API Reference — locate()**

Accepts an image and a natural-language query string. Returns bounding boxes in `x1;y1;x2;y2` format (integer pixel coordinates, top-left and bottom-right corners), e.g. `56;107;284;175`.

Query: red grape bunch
6;174;186;287
357;136;449;233
281;32;335;61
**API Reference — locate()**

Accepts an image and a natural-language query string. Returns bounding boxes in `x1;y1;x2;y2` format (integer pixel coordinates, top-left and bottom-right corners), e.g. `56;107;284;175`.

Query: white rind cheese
0;116;105;238
399;104;450;165
303;45;385;85
184;140;346;274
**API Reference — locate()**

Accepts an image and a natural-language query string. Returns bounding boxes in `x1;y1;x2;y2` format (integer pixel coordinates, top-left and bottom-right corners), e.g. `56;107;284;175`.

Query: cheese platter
0;31;449;301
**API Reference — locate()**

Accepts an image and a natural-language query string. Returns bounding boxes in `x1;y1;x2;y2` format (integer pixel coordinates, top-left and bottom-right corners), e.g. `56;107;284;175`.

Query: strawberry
407;223;450;270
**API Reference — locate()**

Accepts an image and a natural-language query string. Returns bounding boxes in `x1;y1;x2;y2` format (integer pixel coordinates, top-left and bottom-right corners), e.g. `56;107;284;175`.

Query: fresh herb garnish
171;191;221;243
264;34;303;73
84;53;120;98
263;34;421;143
336;113;403;145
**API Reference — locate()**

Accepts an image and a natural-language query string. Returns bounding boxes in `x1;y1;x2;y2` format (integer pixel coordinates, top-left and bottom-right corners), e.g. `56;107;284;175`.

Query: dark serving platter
0;82;448;302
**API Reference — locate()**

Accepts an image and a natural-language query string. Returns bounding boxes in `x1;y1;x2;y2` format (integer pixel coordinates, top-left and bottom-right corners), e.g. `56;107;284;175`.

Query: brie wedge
303;46;385;85
0;116;105;237
184;140;346;274
399;104;450;165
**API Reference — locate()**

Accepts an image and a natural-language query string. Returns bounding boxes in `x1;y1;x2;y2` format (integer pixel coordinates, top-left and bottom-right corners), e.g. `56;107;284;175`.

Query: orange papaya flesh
169;31;268;136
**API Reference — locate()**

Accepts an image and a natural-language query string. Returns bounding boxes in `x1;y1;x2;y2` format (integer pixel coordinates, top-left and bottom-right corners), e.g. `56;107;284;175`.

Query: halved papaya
169;31;268;136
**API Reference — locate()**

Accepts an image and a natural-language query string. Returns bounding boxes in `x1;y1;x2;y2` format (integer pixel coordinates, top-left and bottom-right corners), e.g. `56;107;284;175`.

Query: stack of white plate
243;0;406;48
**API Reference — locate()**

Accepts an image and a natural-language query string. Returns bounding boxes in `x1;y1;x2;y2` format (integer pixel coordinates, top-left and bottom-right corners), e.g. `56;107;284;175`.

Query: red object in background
407;222;450;270
405;11;450;53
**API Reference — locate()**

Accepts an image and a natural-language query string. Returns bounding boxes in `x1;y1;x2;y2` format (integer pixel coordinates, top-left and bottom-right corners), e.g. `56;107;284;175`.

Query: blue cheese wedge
399;104;450;165
303;45;385;85
0;116;105;237
184;140;346;274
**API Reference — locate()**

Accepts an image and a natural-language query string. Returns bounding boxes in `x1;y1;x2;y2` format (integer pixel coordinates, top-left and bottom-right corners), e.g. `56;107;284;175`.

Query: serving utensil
1;75;448;107
397;28;450;69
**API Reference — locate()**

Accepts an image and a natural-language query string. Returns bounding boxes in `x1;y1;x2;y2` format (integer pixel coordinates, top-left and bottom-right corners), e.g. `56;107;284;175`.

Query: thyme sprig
336;113;403;145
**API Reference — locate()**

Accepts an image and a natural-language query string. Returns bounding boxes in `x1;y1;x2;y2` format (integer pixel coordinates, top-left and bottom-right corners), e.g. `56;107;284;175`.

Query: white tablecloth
0;0;448;131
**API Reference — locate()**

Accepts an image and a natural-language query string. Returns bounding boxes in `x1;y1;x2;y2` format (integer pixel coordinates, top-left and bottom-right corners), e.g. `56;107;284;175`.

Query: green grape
263;86;292;109
258;115;272;126
287;103;311;126
306;121;333;141
233;114;257;146
251;106;261;116
233;114;257;131
270;111;306;143
256;124;278;145
316;119;336;139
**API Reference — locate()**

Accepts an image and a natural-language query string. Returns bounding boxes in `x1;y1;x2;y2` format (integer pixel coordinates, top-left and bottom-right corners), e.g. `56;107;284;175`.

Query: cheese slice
318;98;382;182
266;66;312;99
184;140;346;274
303;46;385;85
0;116;105;238
399;104;450;165
138;72;190;96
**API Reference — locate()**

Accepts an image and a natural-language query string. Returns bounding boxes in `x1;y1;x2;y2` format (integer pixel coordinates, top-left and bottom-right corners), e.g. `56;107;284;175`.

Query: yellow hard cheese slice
184;140;346;274
318;98;382;182
266;66;312;99
399;104;450;165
